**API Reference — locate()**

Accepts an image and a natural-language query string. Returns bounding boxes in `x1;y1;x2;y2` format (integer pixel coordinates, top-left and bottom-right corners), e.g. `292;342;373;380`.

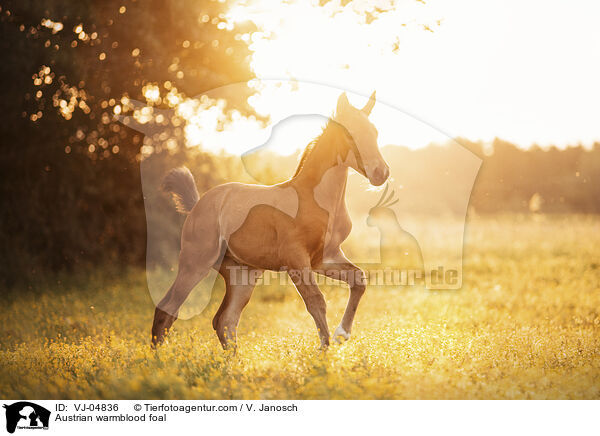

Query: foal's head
334;91;390;186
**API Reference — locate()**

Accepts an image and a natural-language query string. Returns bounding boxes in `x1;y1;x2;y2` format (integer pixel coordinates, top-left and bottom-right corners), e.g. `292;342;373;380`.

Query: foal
152;91;390;348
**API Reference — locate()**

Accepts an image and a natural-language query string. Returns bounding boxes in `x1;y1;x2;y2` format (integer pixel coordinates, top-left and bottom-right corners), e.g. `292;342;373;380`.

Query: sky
210;0;600;153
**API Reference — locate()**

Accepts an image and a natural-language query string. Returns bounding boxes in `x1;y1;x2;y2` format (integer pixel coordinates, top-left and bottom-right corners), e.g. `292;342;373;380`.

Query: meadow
1;214;599;399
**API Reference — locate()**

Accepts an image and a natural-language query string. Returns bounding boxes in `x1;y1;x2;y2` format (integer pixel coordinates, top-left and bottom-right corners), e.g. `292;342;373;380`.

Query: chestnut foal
152;91;390;349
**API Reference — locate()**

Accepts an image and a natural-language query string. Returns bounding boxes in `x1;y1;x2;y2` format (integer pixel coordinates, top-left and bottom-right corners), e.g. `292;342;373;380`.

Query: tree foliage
0;0;256;287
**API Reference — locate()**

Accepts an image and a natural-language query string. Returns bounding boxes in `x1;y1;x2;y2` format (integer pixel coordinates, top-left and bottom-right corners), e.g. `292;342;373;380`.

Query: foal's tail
162;167;200;214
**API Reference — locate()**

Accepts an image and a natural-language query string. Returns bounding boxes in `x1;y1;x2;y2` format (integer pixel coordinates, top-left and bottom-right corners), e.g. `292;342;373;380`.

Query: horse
152;91;390;349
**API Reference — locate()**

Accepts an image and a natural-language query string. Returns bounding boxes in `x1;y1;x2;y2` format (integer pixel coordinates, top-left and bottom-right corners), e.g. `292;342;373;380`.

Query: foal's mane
293;139;318;178
292;117;344;177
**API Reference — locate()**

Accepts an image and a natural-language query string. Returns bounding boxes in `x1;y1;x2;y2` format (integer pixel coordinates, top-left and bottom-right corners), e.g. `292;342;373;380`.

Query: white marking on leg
333;325;350;343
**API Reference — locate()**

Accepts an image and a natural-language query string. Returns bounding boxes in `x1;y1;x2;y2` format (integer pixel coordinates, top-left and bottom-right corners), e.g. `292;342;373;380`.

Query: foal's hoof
332;326;351;344
315;344;329;354
151;337;163;349
151;331;168;349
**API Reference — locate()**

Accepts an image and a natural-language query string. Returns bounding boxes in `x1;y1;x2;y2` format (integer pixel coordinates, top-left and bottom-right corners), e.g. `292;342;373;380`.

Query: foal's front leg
288;267;330;348
316;252;367;344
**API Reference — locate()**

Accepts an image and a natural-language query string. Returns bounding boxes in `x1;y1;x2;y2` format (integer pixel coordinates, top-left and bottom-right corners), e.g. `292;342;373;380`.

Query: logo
3;402;50;434
119;81;481;321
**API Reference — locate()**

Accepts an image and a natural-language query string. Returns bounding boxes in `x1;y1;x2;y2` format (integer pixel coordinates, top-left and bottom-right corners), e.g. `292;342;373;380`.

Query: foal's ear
336;92;350;115
362;90;376;116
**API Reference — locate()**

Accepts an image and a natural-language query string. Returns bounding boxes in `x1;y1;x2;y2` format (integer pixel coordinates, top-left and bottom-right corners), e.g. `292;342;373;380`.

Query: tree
0;0;256;287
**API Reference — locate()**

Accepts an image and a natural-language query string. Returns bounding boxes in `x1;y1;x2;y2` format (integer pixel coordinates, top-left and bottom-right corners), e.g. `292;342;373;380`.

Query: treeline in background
0;0;598;288
0;0;255;287
246;138;600;215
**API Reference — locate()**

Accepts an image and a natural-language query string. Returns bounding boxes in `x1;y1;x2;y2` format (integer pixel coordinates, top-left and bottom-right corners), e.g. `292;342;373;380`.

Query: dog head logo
3;402;50;434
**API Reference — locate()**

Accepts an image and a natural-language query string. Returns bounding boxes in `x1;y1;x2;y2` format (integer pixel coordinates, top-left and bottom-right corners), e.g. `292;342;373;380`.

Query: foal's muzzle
369;164;390;186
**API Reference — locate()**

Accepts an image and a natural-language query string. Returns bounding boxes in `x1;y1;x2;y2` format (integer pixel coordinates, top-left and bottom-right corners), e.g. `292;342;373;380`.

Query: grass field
1;215;599;399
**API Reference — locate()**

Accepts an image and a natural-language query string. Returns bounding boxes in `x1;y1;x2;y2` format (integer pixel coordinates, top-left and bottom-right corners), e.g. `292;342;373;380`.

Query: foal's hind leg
213;257;262;349
152;246;221;346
